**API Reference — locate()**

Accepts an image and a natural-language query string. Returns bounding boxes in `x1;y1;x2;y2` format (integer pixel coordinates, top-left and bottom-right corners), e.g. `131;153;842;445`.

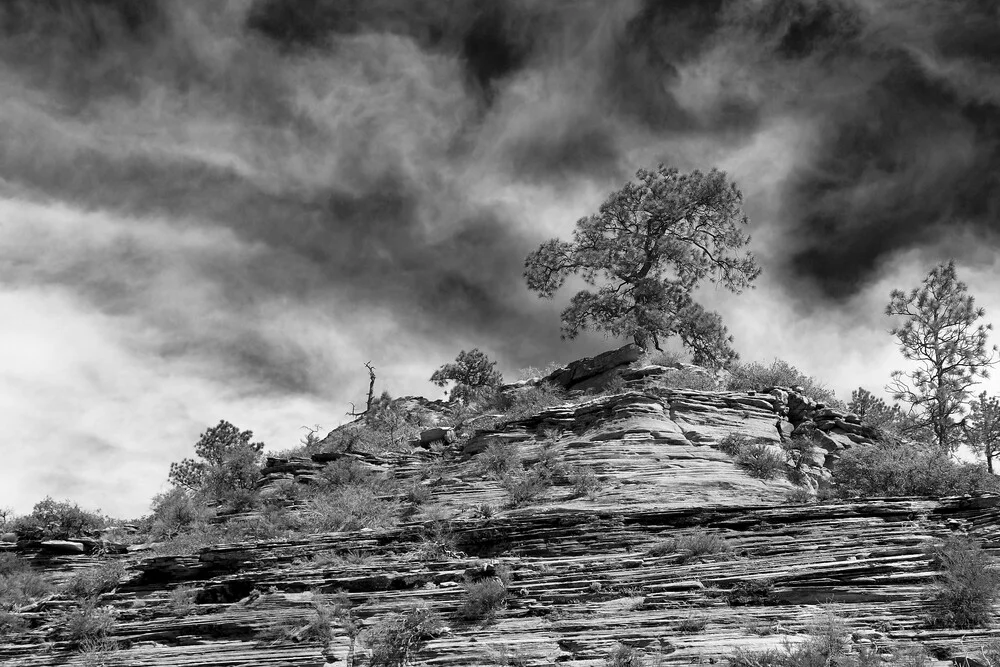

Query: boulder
544;344;643;391
40;540;86;554
0;532;16;543
419;427;456;445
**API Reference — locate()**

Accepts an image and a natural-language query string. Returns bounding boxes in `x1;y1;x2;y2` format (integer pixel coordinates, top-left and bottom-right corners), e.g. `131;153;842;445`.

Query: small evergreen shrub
431;349;504;402
662;368;719;391
647;531;732;563
479;440;522;479
147;488;213;540
64;561;126;599
64;599;116;645
727;359;838;405
834;441;1000;498
736;445;787;480
605;644;646;667
926;535;1000;628
9;497;107;540
725;579;774;606
489;383;566;424
501;469;551;507
317;458;380;488
168;584;199;616
460;578;508;621
365;605;444;667
677;616;709;633
568;466;602;500
302;488;398;533
718;434;754;456
1;554;53;614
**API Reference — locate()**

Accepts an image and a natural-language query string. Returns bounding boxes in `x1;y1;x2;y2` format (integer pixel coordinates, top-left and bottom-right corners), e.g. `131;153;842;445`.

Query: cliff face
1;354;997;667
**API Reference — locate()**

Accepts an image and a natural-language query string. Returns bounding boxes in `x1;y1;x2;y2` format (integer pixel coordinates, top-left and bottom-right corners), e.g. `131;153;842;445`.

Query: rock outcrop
0;353;993;667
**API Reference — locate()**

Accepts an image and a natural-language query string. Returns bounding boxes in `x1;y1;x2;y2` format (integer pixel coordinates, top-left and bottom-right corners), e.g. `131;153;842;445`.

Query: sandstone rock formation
0;353;993;667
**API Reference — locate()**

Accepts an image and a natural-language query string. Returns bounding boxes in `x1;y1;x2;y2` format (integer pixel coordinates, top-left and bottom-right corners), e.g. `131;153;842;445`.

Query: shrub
1;555;54;618
677;616;709;633
784;488;816;505
647;531;732;563
405;482;433;506
489;383;567;424
662;367;719;391
317;458;381;489
834;441;1000;498
926;535;1000;628
365;605;444;667
727;359;838;406
77;637;120;667
460;578;507;621
725;579;773;606
64;599;115;645
262;593;337;645
568;466;602;500
147;488;213;540
718;434;753;456
605;643;646;667
602;374;628;394
478;440;523;479
9;497;107;540
736;445;786;480
64;561;126;599
301;488;398;533
0;610;29;636
169;584;199;616
501;469;551;507
730;611;851;667
363;393;423;451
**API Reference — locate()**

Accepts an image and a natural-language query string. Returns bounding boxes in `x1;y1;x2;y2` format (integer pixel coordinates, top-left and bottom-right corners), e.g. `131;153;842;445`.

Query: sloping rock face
1;362;994;667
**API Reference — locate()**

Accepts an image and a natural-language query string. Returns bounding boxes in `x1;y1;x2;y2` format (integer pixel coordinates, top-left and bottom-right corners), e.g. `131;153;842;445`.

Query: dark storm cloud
4;0;1000;392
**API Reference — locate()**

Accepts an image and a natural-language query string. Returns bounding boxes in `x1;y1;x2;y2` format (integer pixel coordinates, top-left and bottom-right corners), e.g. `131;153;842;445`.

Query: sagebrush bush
64;561;126;599
568;466;602;500
926;535;1000;628
478;440;522;479
736;445;787;480
317;457;381;489
718;434;753;456
727;359;838;405
488;383;566;424
0;555;53;611
460;578;507;621
647;531;732;563
662;367;720;391
834;441;1000;498
501;469;551;507
605;644;646;667
168;584;199;616
302;488;398;533
147;488;213;540
64;599;116;645
365;605;444;667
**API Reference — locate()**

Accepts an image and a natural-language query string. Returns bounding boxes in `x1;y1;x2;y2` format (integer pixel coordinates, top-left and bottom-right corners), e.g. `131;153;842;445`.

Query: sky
2;0;1000;518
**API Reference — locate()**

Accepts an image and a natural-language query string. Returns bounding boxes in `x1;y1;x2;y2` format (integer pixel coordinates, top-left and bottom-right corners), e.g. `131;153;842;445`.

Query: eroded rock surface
1;361;992;667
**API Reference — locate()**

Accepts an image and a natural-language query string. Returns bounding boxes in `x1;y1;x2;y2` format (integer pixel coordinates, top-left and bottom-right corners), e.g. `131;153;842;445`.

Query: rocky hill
1;348;998;667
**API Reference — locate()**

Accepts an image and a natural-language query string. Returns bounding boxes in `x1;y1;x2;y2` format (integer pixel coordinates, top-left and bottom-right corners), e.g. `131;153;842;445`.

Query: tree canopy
430;349;503;402
524;165;760;366
886;261;997;452
168;420;265;504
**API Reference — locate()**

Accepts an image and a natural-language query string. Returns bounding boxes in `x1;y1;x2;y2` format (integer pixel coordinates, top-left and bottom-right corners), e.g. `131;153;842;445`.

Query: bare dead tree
348;362;377;417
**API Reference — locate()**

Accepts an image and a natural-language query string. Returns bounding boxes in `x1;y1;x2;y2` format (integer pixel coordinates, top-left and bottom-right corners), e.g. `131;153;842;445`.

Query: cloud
2;0;1000;515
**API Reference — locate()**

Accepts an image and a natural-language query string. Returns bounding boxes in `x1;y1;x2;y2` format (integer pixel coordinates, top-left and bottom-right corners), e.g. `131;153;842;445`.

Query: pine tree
886;261;997;452
965;392;1000;474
